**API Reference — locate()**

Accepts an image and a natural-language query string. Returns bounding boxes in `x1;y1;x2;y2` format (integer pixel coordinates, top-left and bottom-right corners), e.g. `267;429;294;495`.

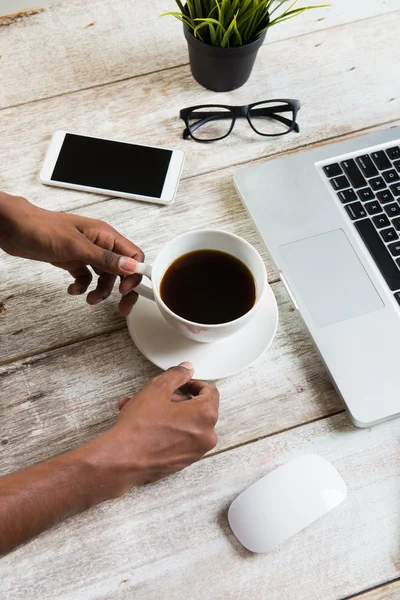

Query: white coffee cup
133;229;267;343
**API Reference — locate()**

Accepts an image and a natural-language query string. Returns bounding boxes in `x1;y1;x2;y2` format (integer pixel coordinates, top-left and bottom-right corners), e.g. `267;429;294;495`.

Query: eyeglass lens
188;106;234;141
248;101;294;136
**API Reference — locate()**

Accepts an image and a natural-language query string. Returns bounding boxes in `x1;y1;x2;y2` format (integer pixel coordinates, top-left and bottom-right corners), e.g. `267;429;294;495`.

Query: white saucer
127;286;279;380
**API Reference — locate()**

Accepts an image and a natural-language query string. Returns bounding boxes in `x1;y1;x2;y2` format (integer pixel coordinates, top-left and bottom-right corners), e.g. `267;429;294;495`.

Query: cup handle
133;262;155;302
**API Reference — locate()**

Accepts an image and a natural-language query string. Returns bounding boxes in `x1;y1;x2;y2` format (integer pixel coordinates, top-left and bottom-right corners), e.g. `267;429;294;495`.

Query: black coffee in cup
160;249;256;325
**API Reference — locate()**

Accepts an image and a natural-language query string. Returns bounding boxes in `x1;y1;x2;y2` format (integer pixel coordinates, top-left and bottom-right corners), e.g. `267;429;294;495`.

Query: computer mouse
228;454;347;553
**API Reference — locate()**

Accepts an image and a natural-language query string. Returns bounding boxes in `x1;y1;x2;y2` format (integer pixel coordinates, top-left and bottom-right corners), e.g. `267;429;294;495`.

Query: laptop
234;126;400;427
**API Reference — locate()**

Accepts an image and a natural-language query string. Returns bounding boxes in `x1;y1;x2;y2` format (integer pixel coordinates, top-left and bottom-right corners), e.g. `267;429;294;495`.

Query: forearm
0;191;30;252
0;433;127;556
0;366;218;555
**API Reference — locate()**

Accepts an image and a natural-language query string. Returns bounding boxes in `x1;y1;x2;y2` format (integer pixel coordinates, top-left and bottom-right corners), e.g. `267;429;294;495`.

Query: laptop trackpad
279;229;384;327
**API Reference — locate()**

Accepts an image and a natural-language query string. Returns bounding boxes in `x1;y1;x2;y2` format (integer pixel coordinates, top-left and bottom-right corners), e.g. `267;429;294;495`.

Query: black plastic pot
183;25;267;92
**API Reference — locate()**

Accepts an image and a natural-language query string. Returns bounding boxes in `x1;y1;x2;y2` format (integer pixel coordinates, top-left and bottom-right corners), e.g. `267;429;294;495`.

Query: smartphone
39;131;185;205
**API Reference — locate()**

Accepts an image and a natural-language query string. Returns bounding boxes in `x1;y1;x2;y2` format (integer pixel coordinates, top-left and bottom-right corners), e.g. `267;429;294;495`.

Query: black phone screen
51;134;173;198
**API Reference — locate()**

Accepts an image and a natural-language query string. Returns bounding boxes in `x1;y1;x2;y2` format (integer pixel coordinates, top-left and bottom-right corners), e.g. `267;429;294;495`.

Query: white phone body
39;130;185;205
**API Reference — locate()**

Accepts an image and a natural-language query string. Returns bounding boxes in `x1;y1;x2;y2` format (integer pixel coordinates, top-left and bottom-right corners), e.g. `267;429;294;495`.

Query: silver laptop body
235;127;400;427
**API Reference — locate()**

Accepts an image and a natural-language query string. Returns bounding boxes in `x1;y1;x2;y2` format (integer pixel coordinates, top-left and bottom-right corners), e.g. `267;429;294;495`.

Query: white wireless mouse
228;454;347;553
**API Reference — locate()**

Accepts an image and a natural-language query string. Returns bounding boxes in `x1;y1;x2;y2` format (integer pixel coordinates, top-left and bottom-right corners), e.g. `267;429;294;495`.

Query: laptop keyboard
322;145;400;302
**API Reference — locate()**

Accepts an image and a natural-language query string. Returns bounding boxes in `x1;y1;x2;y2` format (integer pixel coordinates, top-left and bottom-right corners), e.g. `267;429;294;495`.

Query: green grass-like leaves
161;0;329;47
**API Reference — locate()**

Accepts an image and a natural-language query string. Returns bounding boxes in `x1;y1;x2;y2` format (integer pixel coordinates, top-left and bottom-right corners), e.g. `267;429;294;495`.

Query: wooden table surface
0;1;399;598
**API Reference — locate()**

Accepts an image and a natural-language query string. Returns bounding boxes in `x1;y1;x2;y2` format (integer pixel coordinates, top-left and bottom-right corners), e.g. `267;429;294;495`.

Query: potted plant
162;0;328;92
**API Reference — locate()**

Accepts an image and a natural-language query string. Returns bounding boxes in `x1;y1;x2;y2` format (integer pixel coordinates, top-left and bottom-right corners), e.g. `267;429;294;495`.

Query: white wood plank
350;581;400;600
0;413;399;600
0;5;398;596
1;12;398;214
0;0;397;108
0;2;51;16
0;279;341;474
0;168;279;361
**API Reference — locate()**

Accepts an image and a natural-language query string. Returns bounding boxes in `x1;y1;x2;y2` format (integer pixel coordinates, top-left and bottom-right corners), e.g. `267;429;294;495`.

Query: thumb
79;240;140;276
154;362;195;396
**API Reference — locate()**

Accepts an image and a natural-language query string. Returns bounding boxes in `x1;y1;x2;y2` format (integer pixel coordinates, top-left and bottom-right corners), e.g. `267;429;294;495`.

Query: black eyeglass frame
180;99;301;142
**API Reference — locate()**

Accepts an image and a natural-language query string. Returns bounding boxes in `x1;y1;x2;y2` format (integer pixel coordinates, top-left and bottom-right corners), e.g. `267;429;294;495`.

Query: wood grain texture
350;581;400;599
0;413;399;600
1;1;399;597
1;0;398;108
0;279;341;474
1;10;398;212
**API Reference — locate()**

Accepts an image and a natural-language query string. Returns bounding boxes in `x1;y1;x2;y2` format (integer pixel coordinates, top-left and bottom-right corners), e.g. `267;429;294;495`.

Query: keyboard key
377;189;394;204
381;228;398;242
340;159;366;188
396;258;400;269
394;291;400;304
384;203;400;217
382;169;400;184
369;176;386;191
354;219;400;290
393;160;400;173
390;183;400;197
388;241;400;257
357;187;375;202
364;200;382;215
323;163;342;178
356;155;378;178
330;175;350;191
387;146;400;160
345;202;367;220
392;217;400;231
371;150;391;171
337;189;357;203
373;214;390;229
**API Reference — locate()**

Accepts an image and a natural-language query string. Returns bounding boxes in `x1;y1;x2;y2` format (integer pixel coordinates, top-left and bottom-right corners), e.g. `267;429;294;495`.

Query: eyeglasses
180;99;300;142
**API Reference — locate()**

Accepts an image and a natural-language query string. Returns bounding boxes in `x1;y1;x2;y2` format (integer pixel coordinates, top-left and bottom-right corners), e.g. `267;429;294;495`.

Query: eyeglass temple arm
265;112;300;132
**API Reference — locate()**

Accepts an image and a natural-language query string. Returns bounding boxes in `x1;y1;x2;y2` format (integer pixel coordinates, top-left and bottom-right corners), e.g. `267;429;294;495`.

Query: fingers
119;273;143;296
149;362;195;397
112;233;145;265
179;380;216;398
76;233;144;278
118;396;131;411
66;265;93;295
118;291;139;316
66;219;145;307
180;380;219;407
171;389;192;402
78;239;139;276
86;272;117;305
86;223;145;276
181;380;220;426
57;215;145;277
